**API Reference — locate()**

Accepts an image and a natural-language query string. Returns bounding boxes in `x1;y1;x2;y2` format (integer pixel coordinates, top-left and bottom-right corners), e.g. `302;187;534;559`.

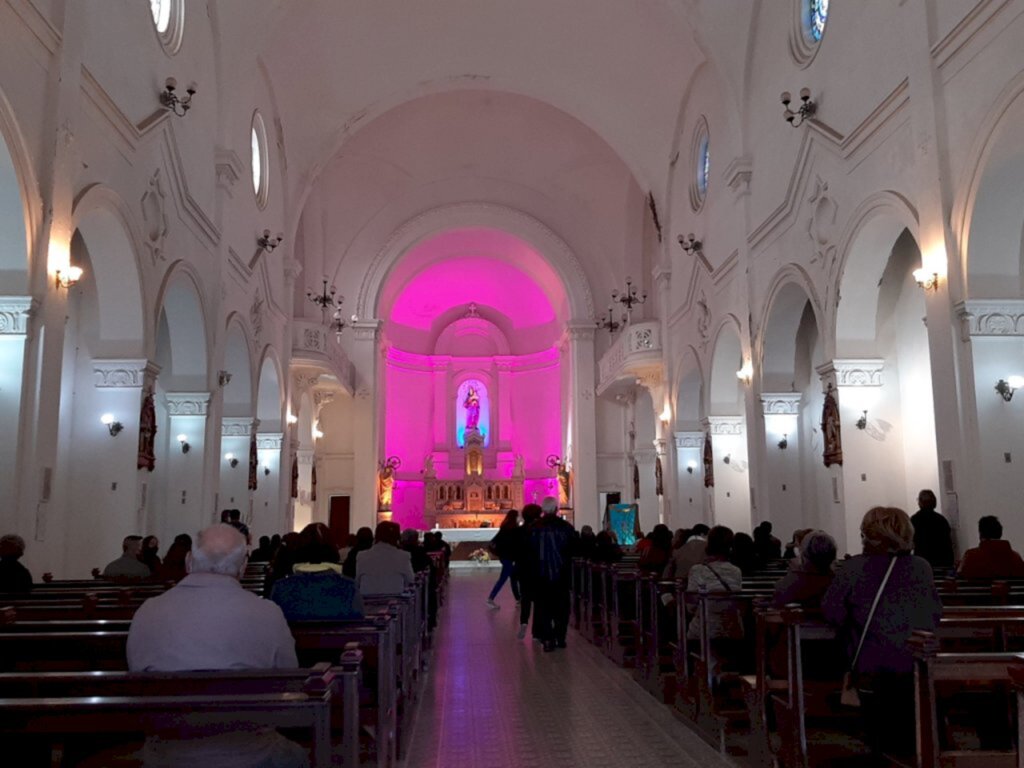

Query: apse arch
0;85;38;291
70;186;147;352
358;203;594;324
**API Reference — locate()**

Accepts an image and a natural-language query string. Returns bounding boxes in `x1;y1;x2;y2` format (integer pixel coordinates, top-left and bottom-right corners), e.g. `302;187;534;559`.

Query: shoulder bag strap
850;555;897;674
706;562;734;593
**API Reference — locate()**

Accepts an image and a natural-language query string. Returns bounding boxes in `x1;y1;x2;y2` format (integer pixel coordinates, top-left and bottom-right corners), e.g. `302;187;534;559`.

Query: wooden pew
0;657;361;767
0;679;335;768
912;632;1022;768
607;565;640;666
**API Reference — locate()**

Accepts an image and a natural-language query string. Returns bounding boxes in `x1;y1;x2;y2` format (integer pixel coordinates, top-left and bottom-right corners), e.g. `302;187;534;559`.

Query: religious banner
605;503;641;546
311;461;317;502
822;383;843;467
137;388;157;472
655;456;664;497
248;432;258;491
703;431;714;488
290;453;298;499
632;460;640;499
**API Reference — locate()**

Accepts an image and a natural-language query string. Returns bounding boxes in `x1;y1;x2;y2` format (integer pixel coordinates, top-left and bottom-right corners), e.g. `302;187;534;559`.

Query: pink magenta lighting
381;228;568;530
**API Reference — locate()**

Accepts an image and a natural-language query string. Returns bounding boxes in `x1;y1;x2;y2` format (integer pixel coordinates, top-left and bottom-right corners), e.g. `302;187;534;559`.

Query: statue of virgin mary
464;386;481;431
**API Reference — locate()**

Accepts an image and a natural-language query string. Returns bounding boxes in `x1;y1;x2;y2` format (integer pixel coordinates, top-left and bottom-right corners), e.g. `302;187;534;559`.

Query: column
674;430;707;525
255;432;284;538
350;320;382;530
707;415;749;533
567;322;599;530
295;449;315;530
164;392;211;541
0;298;33;516
759;393;802;531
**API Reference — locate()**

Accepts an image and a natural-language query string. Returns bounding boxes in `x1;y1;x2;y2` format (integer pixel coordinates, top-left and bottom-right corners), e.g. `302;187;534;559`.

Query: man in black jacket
910;489;954;571
529;497;575;651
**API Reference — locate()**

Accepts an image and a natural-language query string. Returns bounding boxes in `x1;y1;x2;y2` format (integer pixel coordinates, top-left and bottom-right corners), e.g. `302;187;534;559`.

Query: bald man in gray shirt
127;524;304;767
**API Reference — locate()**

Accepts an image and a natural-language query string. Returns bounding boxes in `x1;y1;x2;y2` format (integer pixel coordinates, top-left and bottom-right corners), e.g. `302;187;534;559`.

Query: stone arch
707;318;750;532
70;185;148;354
833;191;919;355
223;314;256;417
256;347;284;432
953;70;1024;294
0;84;39;291
153;263;211;387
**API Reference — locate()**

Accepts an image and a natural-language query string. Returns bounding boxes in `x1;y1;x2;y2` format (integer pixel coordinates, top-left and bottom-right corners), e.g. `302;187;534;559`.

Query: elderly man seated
127;524;304;767
102;535;151;580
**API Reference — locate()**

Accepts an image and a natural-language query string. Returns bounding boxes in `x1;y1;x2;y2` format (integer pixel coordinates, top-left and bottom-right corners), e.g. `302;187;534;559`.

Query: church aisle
401;569;733;768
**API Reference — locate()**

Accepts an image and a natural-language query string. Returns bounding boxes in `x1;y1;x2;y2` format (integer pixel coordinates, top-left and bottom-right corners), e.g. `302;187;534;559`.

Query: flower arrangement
468;548;492;563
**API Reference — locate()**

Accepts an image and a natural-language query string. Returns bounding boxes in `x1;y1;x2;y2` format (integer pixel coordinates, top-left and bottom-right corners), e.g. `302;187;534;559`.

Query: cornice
761;393;802;415
164;392;211;416
0;297;33;335
92;359;160;389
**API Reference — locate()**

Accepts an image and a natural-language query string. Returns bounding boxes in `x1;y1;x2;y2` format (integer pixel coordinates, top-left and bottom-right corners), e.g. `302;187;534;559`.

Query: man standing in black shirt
910;489;954;571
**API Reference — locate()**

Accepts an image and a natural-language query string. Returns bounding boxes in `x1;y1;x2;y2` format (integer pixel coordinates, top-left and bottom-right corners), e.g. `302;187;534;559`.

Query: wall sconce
329;308;353;339
912;268;940;291
677;233;703;256
686;460;697;474
313;426;324;440
159;77;196;117
177;433;190;454
723;454;732;465
777;434;788;450
55;266;83;290
736;361;753;384
217;370;232;387
855;410;868;430
100;413;123;437
225;452;239;468
286;413;298;425
257;230;283;253
995;376;1024;402
781;87;816;127
595;306;622;334
660;405;672;424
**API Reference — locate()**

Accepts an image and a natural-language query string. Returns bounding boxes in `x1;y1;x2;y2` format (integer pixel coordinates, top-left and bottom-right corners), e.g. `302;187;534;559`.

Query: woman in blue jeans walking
487;509;521;607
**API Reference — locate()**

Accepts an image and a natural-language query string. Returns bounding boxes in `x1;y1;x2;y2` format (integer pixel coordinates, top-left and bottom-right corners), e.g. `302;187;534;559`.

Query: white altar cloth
433;527;498;543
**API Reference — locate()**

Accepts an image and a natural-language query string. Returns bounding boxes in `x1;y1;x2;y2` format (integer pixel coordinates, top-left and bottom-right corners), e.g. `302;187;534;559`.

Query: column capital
761;393;802;415
0;296;33;335
164;391;211;416
222;417;258;437
674;430;704;449
92;359;161;389
257;432;284;450
817;359;884;387
706;415;744;435
352;320;382;342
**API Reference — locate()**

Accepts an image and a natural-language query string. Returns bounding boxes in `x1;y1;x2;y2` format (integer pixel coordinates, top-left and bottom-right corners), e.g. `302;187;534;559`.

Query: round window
689;118;710;211
150;0;183;54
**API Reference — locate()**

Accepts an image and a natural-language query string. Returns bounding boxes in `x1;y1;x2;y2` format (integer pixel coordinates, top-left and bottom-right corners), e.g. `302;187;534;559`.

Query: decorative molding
164;392;210;416
807;176;838;268
251;289;265;341
707;416;745;435
222;417;256;437
724;154;753;202
0;297;33;335
79;65;168;159
352;320;382;343
761;393;802;415
296;451;316;466
93;359;160;389
832;359;885;387
140;169;169;262
566;322;596;342
257;433;284;450
313;389;336;411
283;258;303;284
215;147;244;197
959;300;1024;337
159;125;221;246
674;431;704;449
932;0;1014;73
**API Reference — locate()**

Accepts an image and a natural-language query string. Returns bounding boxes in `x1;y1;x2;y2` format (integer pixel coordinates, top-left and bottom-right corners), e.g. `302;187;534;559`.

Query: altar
435;526;503;567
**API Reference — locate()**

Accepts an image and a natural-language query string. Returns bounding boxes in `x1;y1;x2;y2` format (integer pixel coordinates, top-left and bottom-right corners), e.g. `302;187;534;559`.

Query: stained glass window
809;0;829;42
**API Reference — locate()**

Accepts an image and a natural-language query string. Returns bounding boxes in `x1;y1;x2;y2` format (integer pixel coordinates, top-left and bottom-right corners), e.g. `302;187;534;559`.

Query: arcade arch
707;321;751;534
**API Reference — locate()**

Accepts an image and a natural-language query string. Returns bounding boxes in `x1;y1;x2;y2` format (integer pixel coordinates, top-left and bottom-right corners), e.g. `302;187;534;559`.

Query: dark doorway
328;495;351;547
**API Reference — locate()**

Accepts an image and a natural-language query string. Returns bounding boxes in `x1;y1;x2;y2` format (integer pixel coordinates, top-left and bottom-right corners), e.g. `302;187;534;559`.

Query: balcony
597;321;664;397
291;319;355;394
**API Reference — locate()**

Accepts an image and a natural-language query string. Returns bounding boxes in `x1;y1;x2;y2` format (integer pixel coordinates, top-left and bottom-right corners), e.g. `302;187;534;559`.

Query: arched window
149;0;183;54
807;0;829;43
690;118;710;211
251;112;269;209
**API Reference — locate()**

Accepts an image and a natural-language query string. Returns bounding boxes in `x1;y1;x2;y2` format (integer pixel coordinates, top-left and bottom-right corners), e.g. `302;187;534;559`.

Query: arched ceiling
214;0;725;201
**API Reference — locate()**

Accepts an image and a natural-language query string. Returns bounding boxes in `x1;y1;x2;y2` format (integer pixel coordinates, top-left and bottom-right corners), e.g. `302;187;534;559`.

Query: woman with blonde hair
822;506;940;759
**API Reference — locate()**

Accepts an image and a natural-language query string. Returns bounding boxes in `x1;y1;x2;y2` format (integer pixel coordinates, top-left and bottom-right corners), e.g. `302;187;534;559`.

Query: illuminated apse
380;228;567;529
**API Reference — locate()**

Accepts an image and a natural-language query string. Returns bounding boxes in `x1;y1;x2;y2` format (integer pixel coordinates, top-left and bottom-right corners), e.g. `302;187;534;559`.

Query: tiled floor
401;569;734;768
